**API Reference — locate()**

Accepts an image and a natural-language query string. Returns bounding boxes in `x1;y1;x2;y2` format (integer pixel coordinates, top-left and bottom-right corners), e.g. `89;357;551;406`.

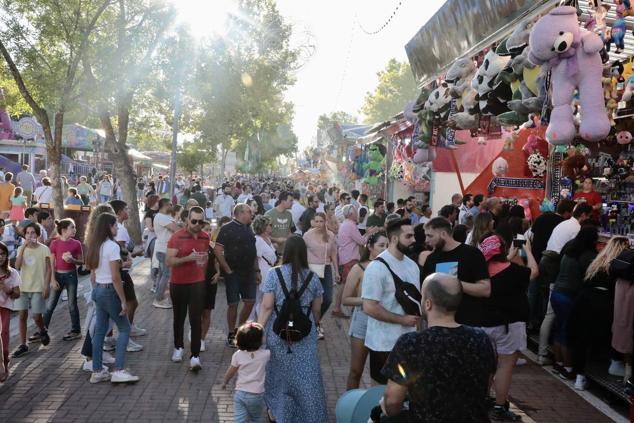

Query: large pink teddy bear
528;6;610;145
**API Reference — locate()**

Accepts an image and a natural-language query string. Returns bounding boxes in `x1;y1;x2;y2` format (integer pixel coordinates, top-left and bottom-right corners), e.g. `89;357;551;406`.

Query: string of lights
355;0;406;35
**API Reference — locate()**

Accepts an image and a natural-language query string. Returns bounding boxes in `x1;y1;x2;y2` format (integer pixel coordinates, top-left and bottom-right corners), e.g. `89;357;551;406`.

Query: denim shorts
224;272;256;305
14;292;46;313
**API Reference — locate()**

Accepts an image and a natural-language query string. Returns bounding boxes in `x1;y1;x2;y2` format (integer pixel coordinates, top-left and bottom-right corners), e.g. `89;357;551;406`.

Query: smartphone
513;238;526;248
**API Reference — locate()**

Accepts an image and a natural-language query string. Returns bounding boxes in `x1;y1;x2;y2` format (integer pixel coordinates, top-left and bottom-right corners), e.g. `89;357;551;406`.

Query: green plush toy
363;145;385;185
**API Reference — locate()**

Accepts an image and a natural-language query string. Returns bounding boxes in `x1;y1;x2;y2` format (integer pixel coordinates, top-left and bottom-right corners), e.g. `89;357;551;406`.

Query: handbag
308;239;328;278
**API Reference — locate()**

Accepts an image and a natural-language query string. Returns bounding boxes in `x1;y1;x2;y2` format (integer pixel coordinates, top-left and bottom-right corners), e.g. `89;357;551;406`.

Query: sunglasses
190;219;205;225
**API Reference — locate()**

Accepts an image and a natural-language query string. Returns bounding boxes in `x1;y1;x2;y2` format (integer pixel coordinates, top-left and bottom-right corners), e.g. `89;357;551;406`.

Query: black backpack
610;249;634;282
375;257;422;316
273;268;314;352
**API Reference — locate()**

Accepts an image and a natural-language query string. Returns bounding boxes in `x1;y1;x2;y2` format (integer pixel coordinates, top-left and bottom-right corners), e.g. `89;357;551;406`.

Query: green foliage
317;111;358;130
360;59;418;124
177;139;215;175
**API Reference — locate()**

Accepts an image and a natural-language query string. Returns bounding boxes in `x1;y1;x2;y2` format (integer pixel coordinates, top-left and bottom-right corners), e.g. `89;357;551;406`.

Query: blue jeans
551;290;574;346
92;284;130;371
155;252;171;301
44;270;80;332
99;194;110;203
234;390;264;423
320;265;334;317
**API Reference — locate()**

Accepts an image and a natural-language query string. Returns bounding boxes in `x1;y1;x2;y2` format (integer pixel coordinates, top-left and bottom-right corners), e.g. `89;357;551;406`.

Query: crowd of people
0;170;632;423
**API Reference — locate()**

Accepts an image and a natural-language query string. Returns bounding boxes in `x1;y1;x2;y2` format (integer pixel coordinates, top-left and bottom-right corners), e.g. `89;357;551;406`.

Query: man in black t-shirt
421;217;490;327
381;272;496;422
214;204;258;347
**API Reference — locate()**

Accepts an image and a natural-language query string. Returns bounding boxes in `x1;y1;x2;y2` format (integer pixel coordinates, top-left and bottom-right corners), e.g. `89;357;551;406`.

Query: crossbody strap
375;257;404;288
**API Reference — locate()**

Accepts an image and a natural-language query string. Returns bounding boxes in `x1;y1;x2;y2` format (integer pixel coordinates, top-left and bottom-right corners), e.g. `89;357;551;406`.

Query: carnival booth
403;0;634;403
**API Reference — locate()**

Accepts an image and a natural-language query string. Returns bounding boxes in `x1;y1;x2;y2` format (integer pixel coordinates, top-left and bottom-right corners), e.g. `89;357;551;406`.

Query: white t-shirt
215;194;235;218
95;240;121;284
116;222;131;245
291;201;306;232
231;348;271;394
0;268;21;309
546;217;581;253
256;235;277;282
99;181;112;196
33;185;53;204
357;205;369;230
154;212;175;254
361;250;421;352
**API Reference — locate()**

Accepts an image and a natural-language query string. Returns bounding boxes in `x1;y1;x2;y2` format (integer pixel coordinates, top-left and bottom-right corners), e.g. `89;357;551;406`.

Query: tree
360;59;418;124
0;0;113;216
190;0;300;175
81;0;176;243
177;139;215;175
317;111;359;130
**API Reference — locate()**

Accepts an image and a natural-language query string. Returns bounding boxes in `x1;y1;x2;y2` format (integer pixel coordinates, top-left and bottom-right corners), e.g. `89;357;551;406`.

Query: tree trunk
98;110;142;245
50;111;65;217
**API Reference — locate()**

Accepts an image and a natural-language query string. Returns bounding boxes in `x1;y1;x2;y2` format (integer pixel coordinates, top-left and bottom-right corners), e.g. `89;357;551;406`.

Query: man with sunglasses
166;206;210;371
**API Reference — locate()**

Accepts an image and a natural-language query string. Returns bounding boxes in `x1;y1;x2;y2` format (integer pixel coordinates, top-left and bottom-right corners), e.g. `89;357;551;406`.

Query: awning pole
449;149;465;195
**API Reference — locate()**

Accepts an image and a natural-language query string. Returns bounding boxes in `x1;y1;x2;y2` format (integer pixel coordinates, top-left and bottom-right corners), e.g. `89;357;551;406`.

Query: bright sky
173;0;445;148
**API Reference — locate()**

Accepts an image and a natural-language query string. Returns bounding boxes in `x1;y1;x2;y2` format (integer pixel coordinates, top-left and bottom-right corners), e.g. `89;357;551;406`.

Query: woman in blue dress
258;235;327;423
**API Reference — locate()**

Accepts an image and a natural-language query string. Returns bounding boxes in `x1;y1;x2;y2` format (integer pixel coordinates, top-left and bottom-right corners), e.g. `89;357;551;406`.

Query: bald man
379;273;496;422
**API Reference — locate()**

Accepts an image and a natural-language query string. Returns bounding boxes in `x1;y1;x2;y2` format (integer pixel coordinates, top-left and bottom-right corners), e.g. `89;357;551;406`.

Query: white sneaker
110;369;140;383
190;356;202;371
317;325;325;340
82;360;108;372
172;348;184;363
609;360;626;377
575;374;588;390
102;336;116;352
102;351;116;364
126;338;143;352
90;369;111;383
130;325;147;337
152;299;172;309
200;340;206;352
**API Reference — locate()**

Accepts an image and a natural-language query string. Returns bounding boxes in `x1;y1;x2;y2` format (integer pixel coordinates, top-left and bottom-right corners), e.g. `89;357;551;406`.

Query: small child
9;187;25;224
222;322;270;423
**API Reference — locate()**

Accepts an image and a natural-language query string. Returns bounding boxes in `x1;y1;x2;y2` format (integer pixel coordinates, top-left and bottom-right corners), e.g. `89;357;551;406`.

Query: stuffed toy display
527;153;547;177
446;58;477;99
617;130;633;144
611;0;630;53
562;147;590;183
363;145;385;186
492;157;509;177
472;49;511;116
623;75;634;101
529;6;610;145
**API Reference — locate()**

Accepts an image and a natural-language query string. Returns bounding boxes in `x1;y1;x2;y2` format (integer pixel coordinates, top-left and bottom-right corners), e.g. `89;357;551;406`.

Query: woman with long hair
0;241;21;382
303;212;340;339
567;236;629;390
550;225;599;378
43;219;83;340
79;204;118;371
257;235;327;423
341;231;388;390
466;211;494;247
323;203;339;235
85;213;139;384
250;195;266;216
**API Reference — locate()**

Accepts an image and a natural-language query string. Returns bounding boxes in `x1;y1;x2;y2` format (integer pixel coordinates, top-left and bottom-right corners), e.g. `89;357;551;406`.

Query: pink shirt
337;218;367;265
303;228;336;265
49;238;83;272
231;348;271;394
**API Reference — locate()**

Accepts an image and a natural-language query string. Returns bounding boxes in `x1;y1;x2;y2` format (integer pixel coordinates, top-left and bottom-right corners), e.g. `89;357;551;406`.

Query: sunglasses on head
190;219;205;225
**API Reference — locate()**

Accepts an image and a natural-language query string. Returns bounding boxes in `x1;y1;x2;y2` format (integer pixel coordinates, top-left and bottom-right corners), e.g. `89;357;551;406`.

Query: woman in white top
33;177;53;205
303;212;339;339
97;176;112;203
0;241;21;382
249;215;277;321
85;213;139;384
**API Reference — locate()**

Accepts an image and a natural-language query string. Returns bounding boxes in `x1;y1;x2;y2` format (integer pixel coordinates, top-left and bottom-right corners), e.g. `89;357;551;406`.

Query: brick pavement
0;259;623;422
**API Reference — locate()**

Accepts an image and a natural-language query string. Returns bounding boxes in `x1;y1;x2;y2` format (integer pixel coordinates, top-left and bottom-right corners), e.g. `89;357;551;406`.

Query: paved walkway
0;259;625;422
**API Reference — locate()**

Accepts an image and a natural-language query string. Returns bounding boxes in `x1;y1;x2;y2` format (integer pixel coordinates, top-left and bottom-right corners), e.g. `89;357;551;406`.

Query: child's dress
9;196;25;221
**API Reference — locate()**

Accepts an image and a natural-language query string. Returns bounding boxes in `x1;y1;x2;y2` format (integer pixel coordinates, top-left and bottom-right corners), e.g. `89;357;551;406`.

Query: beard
433;238;446;252
396;241;411;255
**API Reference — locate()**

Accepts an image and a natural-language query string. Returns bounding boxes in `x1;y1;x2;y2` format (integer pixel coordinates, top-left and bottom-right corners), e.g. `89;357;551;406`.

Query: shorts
13;292;46;313
481;322;527;355
225;272;256;305
368;349;390;384
121;271;137;302
342;260;358;285
205;280;218;310
348;307;368;339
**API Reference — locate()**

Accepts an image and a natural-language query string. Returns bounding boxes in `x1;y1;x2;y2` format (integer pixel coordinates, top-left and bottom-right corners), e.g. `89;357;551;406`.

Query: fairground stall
405;0;634;402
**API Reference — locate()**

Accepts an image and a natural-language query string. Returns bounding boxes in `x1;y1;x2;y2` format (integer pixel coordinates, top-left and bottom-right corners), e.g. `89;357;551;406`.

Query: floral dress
261;264;327;423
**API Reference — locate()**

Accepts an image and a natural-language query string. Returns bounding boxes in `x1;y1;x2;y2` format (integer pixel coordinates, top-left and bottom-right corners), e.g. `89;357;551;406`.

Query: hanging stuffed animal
528;6;610;145
362;144;385;186
612;0;629;53
446;58;477;99
617;130;633;145
527;153;547;177
622;75;634;102
492;157;509;177
413;143;436;164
